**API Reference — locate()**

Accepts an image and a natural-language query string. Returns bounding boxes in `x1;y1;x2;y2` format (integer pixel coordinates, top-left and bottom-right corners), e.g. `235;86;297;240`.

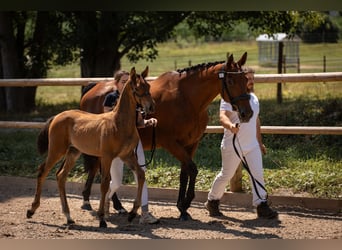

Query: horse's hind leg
56;147;81;225
27;154;63;219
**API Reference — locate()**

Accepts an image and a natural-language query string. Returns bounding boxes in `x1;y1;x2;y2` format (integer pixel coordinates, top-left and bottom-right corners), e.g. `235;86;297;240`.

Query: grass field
0;41;341;199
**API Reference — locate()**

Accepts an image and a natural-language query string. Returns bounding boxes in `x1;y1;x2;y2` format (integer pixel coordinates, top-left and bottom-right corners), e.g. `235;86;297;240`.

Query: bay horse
26;67;155;228
80;52;253;221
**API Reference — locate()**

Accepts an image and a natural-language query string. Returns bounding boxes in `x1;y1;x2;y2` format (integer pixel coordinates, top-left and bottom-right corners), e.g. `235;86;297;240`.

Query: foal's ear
237;52;247;67
141;66;149;79
130;67;137;82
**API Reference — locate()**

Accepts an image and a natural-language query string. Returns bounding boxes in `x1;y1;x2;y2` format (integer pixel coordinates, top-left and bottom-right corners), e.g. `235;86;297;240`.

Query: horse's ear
227;53;234;66
142;66;149;78
237;52;247;67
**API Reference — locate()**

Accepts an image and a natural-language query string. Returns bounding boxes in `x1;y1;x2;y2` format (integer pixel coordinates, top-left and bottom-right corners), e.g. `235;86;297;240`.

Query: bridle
218;65;251;110
131;77;156;168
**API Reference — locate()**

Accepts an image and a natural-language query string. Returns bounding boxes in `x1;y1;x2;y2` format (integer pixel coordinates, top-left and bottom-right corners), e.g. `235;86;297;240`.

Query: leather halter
219;65;251;107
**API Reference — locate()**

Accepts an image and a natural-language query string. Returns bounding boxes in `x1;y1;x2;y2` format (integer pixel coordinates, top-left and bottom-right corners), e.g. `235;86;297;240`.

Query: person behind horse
103;70;159;224
205;67;278;219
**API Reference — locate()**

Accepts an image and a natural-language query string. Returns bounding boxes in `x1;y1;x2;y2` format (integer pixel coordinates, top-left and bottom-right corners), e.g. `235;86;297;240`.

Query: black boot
204;199;223;217
257;201;278;219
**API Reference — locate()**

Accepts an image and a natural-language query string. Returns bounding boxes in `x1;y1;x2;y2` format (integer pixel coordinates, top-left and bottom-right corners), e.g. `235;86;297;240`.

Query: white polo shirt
220;92;259;152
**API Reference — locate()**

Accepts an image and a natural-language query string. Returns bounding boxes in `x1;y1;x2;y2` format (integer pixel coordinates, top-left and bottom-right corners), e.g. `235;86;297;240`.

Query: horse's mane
176;60;225;74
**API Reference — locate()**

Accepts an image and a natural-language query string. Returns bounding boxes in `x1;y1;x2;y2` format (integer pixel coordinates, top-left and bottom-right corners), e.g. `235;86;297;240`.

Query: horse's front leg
177;160;198;221
98;157;111;228
81;154;100;210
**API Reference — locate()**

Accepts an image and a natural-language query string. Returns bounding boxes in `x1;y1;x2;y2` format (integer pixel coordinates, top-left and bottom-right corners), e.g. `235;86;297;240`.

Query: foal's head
129;66;155;115
219;52;253;122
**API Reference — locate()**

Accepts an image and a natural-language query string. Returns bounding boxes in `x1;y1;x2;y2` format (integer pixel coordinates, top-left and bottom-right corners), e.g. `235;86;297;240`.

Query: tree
67;12;190;77
0;11;325;113
0;11;76;112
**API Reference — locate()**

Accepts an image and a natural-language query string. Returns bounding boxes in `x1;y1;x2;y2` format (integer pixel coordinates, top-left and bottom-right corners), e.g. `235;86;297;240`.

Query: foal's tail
37;116;54;155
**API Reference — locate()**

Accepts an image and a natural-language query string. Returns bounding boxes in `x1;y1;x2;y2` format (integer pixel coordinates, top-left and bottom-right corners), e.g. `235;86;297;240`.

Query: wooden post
230;164;243;192
277;41;284;104
297;57;300;73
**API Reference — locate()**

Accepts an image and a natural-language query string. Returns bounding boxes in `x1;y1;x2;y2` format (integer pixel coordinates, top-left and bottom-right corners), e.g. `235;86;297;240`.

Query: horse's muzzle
239;109;253;123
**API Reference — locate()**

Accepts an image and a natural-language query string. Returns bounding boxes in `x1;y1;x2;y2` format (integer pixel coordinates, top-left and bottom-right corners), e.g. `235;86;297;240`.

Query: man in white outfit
205;67;278;219
103;70;159;224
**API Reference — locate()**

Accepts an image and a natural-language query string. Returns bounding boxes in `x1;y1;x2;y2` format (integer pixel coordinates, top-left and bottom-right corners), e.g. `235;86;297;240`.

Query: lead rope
139;125;156;168
232;124;268;201
134;108;156;168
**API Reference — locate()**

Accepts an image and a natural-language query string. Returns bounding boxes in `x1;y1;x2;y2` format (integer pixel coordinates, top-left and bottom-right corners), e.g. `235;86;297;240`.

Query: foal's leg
27;153;64;219
123;154;145;222
97;157;112;228
56;147;81;224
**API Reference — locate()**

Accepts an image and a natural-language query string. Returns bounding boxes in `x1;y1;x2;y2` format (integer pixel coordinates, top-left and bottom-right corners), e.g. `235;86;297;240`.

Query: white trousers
107;140;148;207
208;141;267;207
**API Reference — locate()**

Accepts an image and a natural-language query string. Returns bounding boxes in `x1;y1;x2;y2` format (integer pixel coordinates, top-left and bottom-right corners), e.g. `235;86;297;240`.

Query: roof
256;33;301;42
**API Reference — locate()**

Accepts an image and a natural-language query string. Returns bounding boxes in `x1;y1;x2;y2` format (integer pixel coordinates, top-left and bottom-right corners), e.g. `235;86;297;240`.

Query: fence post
277;42;284;104
230;164;243;192
297;57;300;73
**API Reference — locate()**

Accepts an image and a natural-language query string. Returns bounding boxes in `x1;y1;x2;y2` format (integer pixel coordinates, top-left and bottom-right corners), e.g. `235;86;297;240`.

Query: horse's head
219;52;253;122
129;66;155;115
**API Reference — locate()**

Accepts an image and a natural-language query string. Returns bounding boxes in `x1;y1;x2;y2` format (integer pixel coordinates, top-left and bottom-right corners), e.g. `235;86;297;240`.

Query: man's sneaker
204;199;223;217
139;212;160;224
257;201;278;219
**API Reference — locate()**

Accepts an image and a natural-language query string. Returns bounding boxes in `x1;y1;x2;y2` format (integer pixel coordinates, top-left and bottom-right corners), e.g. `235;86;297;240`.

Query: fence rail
1;72;341;193
1;121;341;135
1;72;342;87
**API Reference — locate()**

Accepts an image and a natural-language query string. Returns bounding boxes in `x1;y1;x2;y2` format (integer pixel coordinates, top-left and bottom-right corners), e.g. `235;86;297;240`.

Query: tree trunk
79;12;121;78
0;12;29;113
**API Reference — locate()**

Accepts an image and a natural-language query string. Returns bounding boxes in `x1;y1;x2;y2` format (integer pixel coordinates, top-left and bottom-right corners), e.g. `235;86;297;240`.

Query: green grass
47;40;342;78
0;41;341;199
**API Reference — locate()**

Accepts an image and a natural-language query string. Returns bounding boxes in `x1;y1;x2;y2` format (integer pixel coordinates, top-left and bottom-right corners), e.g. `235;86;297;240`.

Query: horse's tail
81;82;97;97
37;116;54;155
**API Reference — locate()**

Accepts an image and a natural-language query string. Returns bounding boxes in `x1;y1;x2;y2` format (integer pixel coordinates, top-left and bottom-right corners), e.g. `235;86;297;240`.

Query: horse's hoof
26;210;34;218
128;212;136;222
67;219;75;225
99;220;107;228
179;212;192;221
81;203;92;211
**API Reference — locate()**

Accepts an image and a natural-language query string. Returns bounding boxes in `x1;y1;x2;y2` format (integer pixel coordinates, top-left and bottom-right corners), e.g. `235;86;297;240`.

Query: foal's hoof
26;210;34;218
99;220;107;228
81;203;92;211
179;212;192;221
128;212;137;222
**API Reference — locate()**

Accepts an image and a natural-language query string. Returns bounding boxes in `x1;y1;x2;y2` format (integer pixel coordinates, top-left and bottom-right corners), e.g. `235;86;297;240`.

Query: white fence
1;72;341;191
